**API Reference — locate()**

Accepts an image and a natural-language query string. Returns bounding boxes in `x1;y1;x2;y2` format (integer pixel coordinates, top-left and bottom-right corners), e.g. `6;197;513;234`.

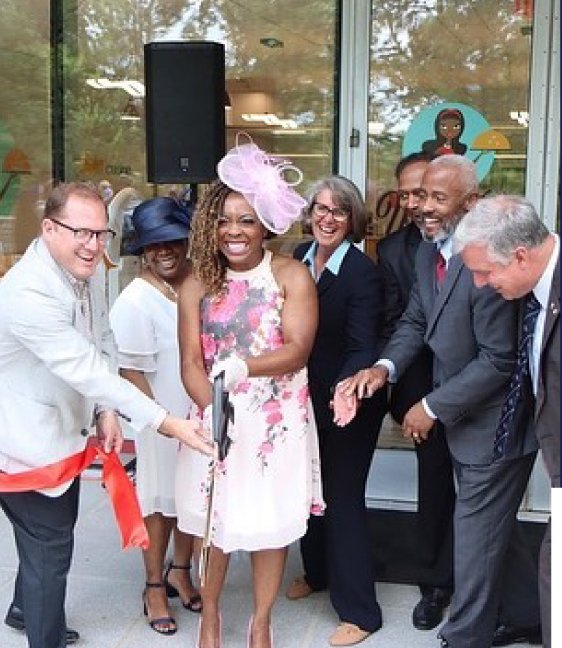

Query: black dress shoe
492;623;542;646
412;588;452;630
4;603;80;645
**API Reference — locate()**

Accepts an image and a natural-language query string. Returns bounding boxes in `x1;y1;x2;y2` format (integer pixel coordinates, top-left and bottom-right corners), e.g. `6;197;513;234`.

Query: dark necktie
493;293;541;460
436;250;446;288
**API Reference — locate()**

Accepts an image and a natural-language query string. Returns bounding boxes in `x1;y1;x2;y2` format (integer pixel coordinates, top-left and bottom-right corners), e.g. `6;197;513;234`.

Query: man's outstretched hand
338;366;389;400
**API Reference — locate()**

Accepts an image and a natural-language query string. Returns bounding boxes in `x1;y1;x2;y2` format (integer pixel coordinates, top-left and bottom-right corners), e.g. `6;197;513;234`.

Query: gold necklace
148;269;178;300
159;277;178;299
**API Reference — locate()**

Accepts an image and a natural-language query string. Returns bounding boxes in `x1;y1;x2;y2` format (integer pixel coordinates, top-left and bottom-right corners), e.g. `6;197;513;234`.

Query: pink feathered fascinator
217;133;307;234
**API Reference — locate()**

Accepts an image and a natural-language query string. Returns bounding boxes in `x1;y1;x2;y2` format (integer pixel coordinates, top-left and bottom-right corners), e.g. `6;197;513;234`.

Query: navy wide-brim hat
126;197;192;255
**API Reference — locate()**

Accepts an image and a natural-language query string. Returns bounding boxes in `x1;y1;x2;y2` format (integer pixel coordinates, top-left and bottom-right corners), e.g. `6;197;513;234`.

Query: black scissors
211;370;234;462
200;370;234;584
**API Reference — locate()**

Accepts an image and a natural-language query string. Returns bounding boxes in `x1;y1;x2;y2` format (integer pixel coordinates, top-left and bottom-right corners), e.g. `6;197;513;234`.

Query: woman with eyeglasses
289;176;387;647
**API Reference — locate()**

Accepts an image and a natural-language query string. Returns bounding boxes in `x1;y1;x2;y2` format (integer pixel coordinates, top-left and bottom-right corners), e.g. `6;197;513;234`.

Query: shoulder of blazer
10;241;74;309
414;238;436;270
333;247;380;299
293;240;314;262
340;242;375;273
378;222;419;257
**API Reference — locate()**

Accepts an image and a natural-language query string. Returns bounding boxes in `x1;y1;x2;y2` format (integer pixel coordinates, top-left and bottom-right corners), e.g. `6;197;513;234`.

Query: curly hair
188;180;233;296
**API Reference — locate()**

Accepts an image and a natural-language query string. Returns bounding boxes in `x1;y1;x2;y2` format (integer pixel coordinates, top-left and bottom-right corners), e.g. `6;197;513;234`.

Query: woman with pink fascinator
176;135;325;648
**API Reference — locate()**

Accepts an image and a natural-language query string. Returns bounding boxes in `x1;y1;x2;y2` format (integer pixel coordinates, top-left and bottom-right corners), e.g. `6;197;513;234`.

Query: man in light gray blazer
456;195;559;648
340;156;540;648
0;183;212;648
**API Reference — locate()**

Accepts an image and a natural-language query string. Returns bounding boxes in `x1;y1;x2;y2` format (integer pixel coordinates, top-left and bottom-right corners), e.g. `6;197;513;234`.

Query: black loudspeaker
144;41;225;183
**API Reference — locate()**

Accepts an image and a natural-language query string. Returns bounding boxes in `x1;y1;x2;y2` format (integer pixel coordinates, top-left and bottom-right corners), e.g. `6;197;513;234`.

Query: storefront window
366;0;533;449
65;0;338;248
0;0;51;274
366;0;533;247
0;0;337;275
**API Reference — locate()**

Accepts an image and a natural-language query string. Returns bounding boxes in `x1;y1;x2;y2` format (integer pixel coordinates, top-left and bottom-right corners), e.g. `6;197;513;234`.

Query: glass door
366;0;533;248
351;0;558;512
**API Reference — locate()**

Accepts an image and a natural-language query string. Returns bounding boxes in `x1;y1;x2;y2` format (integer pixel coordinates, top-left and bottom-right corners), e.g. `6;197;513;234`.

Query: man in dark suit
341;156;541;648
455;194;559;648
378;152;455;631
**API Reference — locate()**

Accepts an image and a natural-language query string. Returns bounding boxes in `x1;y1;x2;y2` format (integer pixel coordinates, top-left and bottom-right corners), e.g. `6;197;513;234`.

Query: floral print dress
175;250;324;553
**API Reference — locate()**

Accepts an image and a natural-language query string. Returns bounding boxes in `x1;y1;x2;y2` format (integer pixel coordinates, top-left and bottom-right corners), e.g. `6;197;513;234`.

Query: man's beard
420;211;463;242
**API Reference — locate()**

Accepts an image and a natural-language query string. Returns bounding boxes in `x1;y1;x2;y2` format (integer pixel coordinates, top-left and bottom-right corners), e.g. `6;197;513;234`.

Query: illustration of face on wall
422;108;467;157
439;115;462;141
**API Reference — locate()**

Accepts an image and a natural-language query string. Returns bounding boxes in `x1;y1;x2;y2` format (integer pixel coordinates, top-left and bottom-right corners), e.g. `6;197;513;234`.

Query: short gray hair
427;154;479;196
454;195;550;263
305;175;366;243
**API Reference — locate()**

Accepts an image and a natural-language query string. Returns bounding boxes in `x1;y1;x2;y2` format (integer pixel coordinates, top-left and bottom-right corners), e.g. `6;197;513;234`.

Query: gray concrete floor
0;478;538;648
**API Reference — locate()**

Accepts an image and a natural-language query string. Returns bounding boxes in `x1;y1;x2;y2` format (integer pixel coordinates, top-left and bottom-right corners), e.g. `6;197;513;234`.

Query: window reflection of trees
1;0;337;259
68;0;337;194
367;0;532;241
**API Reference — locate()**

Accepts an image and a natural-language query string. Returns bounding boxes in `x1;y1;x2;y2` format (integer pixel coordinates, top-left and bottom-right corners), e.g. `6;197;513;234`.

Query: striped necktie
493;293;541;460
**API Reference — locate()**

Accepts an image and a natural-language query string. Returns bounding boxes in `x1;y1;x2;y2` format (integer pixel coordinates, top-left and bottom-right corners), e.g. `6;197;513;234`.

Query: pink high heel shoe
196;613;222;648
247;615;274;648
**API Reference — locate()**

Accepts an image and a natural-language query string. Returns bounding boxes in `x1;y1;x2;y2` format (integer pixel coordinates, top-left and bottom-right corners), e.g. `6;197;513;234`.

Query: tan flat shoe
329;622;371;646
286;576;314;601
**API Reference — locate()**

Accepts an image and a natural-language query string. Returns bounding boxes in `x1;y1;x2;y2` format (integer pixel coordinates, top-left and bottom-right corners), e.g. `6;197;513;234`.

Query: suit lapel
403;226;421;274
317;266;337;296
426;254;464;337
535;256;560;420
540;256;560;356
406;224;422;255
309;242;351;297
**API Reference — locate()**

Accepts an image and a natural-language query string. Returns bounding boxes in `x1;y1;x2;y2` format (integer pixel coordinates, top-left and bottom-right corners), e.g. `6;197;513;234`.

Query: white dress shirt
529;233;559;395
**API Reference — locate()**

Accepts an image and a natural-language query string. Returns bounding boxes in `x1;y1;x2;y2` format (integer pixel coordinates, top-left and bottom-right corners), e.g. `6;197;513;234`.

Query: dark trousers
539;519;551;648
0;478;80;648
415;421;455;594
300;399;385;632
441;454;540;648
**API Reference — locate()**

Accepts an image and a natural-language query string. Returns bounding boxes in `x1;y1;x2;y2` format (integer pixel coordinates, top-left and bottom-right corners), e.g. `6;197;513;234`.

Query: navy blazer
377;223;433;423
378;222;422;342
294;241;386;430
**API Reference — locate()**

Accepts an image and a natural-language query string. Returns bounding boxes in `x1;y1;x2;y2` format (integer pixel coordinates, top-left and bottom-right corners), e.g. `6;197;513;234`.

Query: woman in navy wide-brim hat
111;196;203;636
126;197;192;256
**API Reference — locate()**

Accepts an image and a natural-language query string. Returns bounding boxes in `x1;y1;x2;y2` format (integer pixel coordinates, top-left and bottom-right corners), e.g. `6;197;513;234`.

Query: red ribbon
0;446;149;550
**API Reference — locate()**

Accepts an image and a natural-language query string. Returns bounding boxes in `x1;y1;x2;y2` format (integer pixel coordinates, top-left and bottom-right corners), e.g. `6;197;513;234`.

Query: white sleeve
110;290;158;373
375;359;397;383
7;282;165;434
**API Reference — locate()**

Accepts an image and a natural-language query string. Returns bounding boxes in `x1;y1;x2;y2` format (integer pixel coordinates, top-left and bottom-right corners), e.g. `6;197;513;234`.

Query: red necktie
436;251;446;287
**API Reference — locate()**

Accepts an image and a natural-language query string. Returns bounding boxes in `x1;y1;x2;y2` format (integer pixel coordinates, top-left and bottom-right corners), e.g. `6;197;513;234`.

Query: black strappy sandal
164;563;203;613
142;582;178;635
